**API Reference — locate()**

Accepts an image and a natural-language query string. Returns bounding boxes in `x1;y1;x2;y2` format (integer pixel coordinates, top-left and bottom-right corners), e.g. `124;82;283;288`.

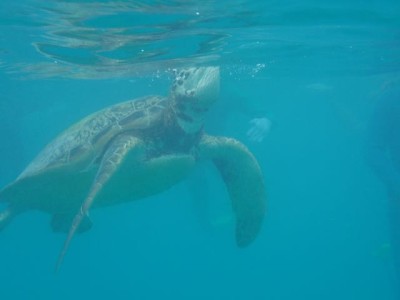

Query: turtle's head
170;66;220;134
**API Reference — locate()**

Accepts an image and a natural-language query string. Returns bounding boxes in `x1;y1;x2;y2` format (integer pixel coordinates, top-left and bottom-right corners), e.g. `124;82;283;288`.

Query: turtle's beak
190;67;220;108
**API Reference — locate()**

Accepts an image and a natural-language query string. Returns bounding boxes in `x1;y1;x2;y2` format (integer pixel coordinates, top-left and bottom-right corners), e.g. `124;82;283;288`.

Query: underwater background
1;0;400;299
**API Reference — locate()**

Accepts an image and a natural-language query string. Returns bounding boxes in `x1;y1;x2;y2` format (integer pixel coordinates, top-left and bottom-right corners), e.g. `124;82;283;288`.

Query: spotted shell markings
19;96;167;179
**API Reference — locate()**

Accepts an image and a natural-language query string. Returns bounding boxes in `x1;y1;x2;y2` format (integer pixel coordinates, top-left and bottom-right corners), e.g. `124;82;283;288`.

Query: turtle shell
0;95;172;213
19;95;167;180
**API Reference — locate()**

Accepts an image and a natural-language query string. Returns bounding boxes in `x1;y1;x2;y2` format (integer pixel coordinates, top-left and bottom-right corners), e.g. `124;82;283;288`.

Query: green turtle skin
0;67;266;270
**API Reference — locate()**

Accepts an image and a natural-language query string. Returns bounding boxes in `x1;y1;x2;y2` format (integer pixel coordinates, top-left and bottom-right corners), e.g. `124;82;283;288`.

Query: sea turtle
0;67;266;270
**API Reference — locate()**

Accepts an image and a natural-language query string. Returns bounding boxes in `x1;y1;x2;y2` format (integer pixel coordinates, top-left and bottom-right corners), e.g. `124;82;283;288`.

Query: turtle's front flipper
56;135;145;272
198;135;266;247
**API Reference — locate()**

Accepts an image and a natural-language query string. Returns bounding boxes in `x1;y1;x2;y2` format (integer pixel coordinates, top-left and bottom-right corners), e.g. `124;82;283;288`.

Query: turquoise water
1;0;400;299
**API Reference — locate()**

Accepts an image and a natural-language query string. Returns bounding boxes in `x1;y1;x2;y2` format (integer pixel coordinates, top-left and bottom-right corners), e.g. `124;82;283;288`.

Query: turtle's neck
162;104;204;154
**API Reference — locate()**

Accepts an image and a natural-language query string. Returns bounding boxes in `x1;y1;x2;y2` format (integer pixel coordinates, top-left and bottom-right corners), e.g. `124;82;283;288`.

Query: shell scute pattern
19;96;166;179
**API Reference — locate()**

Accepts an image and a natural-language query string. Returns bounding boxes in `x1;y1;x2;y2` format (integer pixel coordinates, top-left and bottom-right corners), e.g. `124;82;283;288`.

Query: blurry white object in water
247;117;271;143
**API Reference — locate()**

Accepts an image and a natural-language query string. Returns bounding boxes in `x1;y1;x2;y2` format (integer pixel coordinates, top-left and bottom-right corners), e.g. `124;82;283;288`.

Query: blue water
1;0;400;299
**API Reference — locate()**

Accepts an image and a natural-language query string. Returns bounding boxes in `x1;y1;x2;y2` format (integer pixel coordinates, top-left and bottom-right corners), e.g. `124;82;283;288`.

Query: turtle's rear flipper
198;135;266;247
51;213;92;234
